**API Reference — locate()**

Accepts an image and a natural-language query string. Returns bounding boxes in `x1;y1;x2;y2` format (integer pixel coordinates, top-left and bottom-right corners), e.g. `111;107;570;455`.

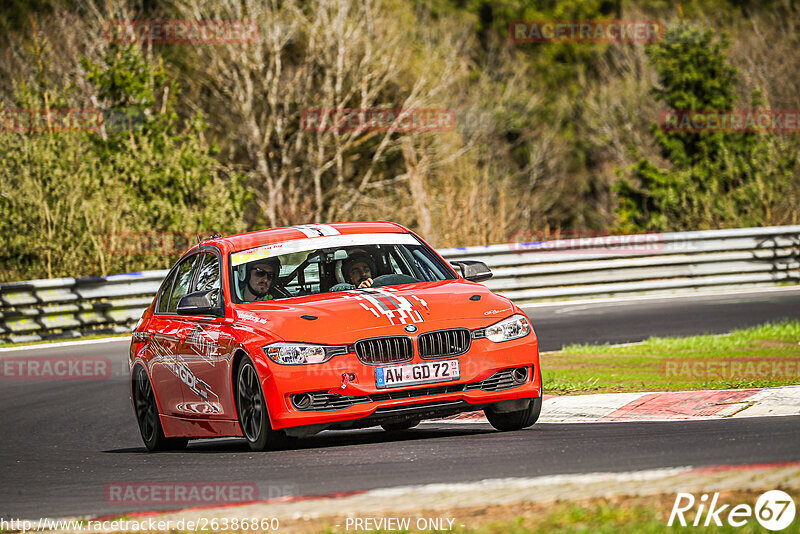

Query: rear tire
236;357;281;451
381;419;420;432
132;366;188;451
485;397;542;431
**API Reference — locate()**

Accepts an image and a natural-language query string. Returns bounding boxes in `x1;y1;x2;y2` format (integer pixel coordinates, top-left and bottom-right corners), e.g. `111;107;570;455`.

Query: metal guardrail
1;226;798;343
0;271;168;343
445;226;800;302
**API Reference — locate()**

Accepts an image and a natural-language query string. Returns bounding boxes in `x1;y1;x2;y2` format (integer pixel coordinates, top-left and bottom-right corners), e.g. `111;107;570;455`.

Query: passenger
242;258;281;302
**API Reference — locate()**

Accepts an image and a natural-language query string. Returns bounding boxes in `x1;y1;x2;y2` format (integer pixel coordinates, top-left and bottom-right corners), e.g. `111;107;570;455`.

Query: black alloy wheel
236;357;280;451
133;366;188;451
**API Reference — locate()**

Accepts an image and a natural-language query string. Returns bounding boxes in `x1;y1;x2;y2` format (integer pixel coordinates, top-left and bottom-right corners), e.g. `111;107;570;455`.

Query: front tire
485;397;542;431
236;357;281;451
132;366;188;451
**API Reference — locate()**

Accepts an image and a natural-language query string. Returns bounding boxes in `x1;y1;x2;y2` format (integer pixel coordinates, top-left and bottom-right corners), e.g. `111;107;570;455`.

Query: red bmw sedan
129;222;541;451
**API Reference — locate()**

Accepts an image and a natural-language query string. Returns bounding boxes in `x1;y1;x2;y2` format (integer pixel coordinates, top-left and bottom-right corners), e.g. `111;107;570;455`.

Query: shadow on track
104;425;496;454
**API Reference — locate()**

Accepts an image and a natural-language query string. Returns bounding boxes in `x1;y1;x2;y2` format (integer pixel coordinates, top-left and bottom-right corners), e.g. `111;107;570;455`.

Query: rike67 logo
669;490;796;530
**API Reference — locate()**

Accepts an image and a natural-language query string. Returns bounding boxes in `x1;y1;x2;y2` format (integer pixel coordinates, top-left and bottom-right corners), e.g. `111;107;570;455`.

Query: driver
342;252;376;289
242;257;281;302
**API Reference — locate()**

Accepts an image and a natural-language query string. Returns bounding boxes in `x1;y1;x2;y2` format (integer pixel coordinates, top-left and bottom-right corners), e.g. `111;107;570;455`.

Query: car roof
188;221;411;255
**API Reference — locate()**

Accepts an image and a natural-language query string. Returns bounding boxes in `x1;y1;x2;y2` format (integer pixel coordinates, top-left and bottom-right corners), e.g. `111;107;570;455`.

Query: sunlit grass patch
542;321;800;395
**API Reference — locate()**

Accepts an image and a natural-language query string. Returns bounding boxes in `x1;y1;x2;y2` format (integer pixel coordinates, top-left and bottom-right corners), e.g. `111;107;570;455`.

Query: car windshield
229;233;456;303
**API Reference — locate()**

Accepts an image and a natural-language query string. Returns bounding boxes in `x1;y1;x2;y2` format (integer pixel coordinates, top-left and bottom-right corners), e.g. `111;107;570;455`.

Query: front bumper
256;335;541;431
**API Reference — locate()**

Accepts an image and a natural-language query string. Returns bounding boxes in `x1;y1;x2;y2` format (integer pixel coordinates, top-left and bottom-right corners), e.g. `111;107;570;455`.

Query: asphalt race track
1;288;799;519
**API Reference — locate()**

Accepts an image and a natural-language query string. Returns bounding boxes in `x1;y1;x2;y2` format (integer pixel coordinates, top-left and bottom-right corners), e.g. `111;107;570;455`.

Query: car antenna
197;233;222;244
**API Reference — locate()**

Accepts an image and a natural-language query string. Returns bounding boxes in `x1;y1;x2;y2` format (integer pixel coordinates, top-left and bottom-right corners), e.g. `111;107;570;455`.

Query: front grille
293;367;531;411
418;328;471;359
355;336;413;365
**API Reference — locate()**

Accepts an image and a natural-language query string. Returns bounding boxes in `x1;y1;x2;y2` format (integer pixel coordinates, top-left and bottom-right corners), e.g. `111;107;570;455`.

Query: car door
174;250;236;419
148;254;198;416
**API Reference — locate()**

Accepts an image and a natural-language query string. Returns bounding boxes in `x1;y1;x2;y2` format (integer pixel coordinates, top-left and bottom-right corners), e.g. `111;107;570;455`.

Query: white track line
0;336;131;353
521;285;800;309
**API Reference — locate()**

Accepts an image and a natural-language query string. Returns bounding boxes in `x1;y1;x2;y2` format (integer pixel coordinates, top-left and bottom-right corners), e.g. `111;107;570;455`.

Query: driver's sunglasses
252;267;275;280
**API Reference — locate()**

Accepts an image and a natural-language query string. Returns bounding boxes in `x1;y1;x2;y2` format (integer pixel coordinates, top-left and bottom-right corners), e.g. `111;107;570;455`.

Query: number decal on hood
343;287;428;326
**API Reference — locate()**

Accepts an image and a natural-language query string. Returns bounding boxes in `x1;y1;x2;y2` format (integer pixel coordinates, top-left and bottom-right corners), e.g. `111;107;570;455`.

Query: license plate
375;359;460;389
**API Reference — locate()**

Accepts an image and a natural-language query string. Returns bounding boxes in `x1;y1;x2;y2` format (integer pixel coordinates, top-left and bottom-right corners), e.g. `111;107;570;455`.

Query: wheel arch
130;361;166;416
230;348;250;416
230;347;281;431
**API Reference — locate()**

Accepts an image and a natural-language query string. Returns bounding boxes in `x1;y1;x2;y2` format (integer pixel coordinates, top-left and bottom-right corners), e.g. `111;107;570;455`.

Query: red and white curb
435;385;800;424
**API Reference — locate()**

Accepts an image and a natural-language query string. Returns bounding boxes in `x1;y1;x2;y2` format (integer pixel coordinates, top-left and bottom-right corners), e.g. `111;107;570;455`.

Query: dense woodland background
1;0;798;281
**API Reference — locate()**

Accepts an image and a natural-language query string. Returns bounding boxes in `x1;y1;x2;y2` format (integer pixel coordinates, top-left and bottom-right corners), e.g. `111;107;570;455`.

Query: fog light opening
512;367;529;384
292;393;313;410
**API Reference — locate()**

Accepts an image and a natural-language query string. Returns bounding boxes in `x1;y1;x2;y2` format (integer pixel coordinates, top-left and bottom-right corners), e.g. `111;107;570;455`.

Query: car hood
232;280;517;344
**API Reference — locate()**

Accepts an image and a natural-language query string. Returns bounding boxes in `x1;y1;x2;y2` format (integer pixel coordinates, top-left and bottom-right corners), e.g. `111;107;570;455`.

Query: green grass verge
542;321;800;395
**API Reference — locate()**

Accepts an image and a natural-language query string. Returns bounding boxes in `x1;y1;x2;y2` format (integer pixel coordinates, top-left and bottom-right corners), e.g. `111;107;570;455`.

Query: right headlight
484;314;531;343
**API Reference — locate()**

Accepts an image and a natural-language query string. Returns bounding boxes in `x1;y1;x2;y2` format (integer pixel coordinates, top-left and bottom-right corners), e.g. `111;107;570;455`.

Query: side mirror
450;260;493;282
177;289;223;316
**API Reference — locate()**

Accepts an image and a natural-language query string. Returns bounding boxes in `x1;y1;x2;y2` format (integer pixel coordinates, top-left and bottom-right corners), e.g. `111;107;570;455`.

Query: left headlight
484;314;531;343
263;343;348;365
